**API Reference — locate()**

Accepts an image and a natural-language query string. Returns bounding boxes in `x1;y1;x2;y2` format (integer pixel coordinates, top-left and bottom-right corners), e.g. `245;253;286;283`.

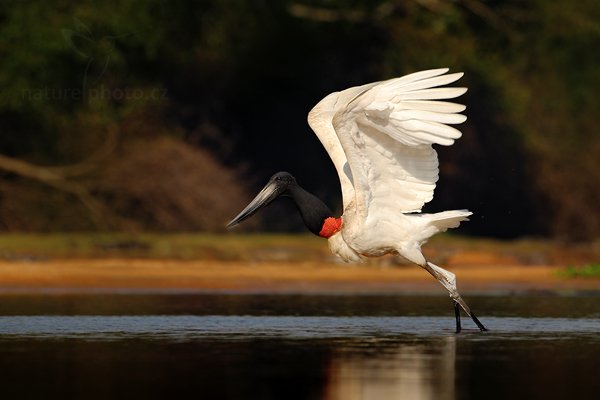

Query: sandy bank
0;259;598;294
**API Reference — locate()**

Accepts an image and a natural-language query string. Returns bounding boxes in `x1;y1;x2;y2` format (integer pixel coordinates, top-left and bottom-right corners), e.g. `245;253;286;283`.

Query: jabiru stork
227;68;487;332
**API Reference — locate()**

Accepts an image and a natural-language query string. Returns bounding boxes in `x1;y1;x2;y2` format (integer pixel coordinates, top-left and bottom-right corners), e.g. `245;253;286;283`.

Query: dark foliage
0;0;598;239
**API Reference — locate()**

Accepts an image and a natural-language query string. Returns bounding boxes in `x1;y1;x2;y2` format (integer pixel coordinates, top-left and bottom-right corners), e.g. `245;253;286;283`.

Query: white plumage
308;68;486;331
308;68;468;259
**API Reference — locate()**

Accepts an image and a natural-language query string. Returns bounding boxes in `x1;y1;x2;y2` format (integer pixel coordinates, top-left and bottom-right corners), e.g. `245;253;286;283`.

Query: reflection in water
0;294;599;400
325;337;456;400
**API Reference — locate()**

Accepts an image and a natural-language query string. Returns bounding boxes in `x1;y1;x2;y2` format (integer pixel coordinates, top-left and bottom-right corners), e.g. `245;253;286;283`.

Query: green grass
556;263;600;278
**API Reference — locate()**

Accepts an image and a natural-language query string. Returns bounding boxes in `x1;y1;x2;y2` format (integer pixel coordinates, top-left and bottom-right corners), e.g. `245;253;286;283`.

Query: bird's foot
454;300;487;333
470;312;488;332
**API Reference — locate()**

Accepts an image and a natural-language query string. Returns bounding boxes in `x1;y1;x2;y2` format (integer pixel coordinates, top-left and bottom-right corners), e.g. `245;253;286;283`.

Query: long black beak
226;180;282;228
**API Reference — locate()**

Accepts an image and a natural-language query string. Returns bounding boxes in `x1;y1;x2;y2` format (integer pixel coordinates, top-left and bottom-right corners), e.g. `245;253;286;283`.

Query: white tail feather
409;210;472;245
428;210;472;232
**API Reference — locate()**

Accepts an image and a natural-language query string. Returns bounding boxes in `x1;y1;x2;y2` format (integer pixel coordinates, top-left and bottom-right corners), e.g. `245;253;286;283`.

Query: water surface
0;294;598;400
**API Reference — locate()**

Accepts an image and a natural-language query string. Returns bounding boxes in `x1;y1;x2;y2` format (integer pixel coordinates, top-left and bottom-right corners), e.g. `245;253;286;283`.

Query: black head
226;171;297;228
269;171;296;188
226;171;335;236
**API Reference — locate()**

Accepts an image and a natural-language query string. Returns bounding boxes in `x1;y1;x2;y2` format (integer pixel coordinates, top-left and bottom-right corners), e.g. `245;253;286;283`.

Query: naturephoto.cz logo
22;85;168;102
22;18;167;102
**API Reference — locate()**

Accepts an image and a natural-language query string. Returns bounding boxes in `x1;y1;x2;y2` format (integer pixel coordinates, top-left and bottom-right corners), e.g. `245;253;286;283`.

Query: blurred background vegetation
0;0;598;241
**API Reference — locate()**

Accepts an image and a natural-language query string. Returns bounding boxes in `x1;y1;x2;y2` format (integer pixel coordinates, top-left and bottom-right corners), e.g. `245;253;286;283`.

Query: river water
0;294;598;399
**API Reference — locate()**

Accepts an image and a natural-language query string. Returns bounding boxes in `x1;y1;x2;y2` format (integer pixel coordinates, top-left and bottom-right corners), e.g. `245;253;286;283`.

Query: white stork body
308;69;485;330
308;69;469;264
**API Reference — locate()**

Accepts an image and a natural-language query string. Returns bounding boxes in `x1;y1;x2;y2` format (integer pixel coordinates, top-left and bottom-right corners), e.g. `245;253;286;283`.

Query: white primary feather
308;68;468;218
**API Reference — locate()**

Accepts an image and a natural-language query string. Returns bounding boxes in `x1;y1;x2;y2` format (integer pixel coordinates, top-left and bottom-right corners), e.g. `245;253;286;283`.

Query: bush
99;136;253;231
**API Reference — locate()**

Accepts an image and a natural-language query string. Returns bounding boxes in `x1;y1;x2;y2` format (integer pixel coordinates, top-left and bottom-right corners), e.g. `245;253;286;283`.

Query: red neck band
319;217;343;238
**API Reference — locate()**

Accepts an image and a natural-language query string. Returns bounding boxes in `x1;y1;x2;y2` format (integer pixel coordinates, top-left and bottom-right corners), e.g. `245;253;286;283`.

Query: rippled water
1;315;598;340
0;294;599;399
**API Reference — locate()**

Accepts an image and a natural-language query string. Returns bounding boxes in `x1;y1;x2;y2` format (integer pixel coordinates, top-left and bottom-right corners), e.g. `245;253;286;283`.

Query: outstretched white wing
308;68;467;217
307;81;378;209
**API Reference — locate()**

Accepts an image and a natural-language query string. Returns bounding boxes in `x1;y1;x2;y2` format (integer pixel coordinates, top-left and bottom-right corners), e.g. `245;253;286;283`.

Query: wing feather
396;87;467;101
330;69;467;215
391;110;467;125
400;100;466;113
383;72;464;92
381;68;450;86
307;82;380;207
307;68;467;217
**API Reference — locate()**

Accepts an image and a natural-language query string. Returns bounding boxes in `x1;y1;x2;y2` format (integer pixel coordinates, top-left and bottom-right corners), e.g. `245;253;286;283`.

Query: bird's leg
424;261;487;332
454;299;462;333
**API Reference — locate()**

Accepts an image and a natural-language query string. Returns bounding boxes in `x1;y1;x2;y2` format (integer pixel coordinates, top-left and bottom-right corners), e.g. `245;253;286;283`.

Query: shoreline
0;258;598;295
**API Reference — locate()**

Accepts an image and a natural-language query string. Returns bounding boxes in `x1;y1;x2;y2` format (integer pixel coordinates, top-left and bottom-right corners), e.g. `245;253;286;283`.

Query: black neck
286;184;333;236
